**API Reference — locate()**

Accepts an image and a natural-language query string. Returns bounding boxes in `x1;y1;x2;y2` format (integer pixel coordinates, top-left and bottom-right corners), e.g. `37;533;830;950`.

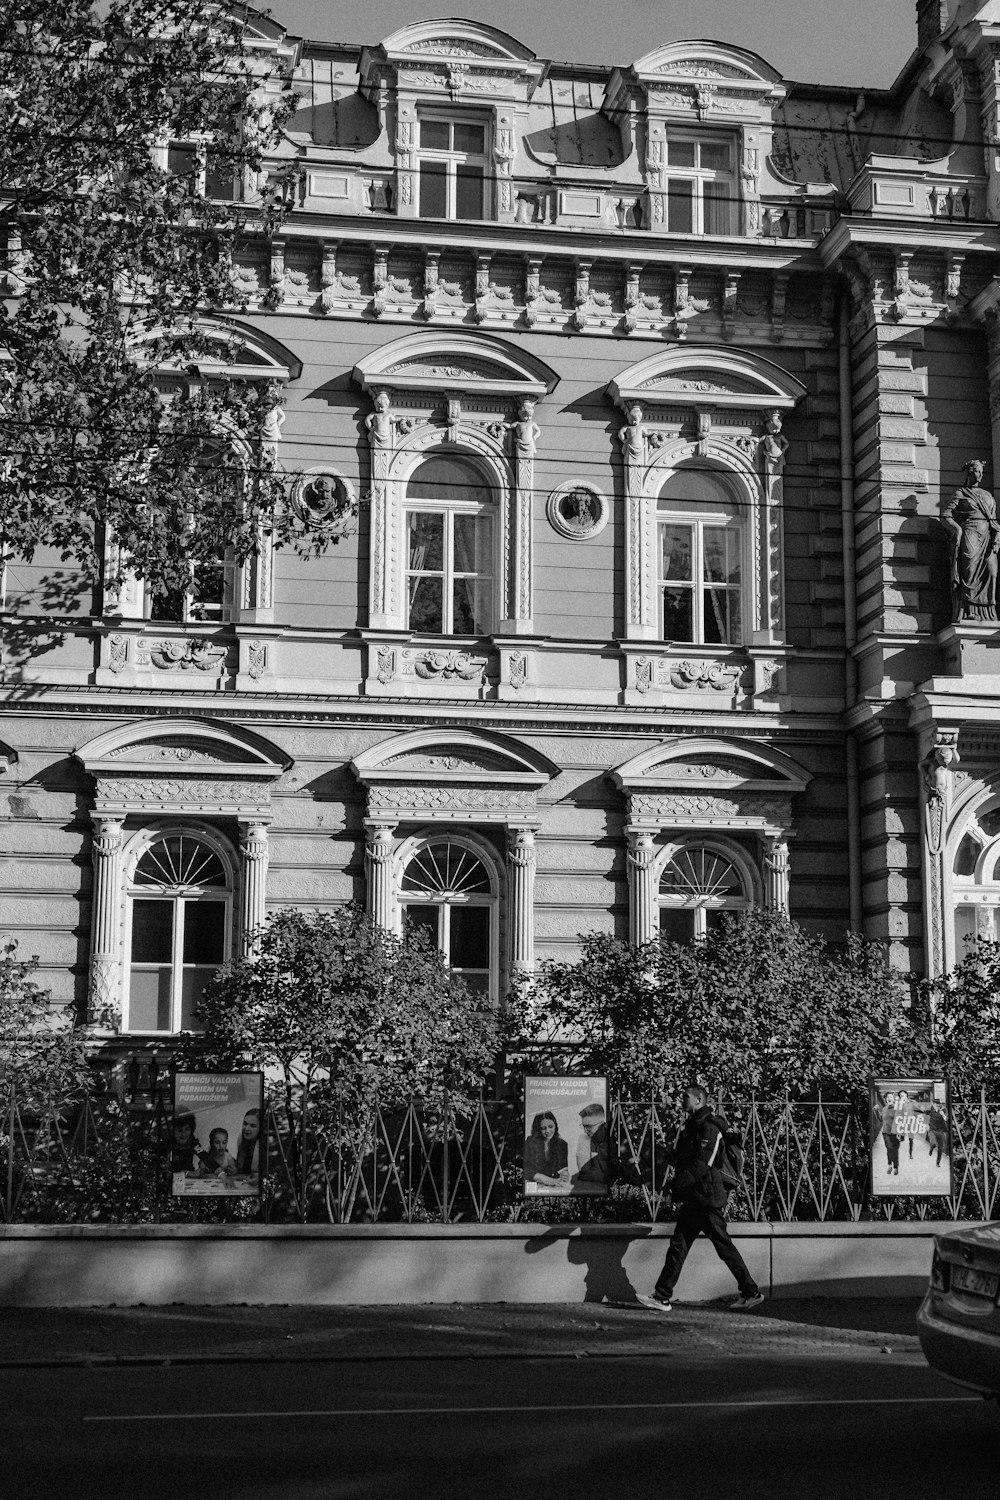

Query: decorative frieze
222;239;836;345
367;785;535;816
402;649;488;684
629;792;792;827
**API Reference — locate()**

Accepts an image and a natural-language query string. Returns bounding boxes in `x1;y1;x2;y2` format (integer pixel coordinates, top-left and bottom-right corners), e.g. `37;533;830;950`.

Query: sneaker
637;1292;673;1312
730;1291;765;1311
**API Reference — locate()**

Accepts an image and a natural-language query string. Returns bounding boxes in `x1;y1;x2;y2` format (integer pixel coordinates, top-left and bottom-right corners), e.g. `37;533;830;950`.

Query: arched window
657;466;744;645
657;842;751;942
399;838;496;998
125;830;234;1033
405;455;494;635
952;806;1000;954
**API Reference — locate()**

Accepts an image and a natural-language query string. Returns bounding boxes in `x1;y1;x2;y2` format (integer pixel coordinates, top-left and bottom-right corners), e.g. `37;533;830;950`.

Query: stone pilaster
365;821;396;930
239;821;270;952
506;827;536;972
762;836;791;913
626;827;657;946
88;816;124;1028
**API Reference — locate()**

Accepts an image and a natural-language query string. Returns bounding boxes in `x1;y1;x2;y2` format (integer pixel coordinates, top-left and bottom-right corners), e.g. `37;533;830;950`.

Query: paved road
3;1346;995;1499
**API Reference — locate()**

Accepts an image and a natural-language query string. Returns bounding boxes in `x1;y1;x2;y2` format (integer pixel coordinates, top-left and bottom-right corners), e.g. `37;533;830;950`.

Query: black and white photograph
523;1075;610;1196
171;1072;265;1198
870;1078;954;1198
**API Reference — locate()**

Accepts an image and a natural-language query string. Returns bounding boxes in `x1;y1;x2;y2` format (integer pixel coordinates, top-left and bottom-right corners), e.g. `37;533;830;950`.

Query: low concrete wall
0;1222;959;1306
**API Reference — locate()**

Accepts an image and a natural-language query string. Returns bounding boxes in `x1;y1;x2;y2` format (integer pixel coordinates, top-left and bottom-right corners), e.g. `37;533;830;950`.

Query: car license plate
952;1265;1000;1299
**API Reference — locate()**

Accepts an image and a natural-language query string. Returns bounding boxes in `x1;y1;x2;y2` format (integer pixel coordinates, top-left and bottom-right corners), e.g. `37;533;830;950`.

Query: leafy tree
0;2;343;602
925;939;1000;1097
194;907;505;1213
0;940;90;1111
525;909;922;1100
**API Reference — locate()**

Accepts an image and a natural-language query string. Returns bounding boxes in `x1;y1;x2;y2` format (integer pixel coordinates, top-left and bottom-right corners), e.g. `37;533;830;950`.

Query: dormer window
417;116;489;221
665;135;735;235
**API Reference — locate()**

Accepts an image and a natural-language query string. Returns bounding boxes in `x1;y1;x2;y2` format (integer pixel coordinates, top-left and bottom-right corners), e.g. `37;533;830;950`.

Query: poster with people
869;1077;953;1198
170;1072;265;1198
523;1075;610;1196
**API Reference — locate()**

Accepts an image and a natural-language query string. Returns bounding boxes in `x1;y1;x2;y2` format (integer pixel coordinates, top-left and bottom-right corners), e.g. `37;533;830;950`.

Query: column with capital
507;827;537;973
365;822;396;930
626;827;657;947
239;822;270;953
762;836;791;913
88;816;124;1028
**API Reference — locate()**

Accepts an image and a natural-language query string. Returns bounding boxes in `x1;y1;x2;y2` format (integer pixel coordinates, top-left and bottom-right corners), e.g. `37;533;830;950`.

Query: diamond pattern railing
3;1084;999;1225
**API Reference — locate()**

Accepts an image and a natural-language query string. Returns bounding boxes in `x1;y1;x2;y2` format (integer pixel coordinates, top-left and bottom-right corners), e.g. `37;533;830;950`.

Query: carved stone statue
619;403;644;465
761;409;788;476
562;488;595;532
512;398;539;458
366;390;393;448
939;459;1000;622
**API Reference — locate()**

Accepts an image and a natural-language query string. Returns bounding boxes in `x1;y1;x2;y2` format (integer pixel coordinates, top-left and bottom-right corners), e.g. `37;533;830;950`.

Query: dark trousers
654;1201;758;1299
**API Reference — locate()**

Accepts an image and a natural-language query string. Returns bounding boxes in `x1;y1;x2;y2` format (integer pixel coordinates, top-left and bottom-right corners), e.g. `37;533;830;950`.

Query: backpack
710;1116;745;1194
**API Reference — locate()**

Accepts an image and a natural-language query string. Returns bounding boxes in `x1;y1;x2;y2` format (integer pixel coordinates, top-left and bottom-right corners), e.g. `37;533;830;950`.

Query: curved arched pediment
610;737;812;795
375;20;537;66
630;39;782;90
136;318;302;383
76;717;292;781
353;332;558;399
351;727;558;788
608;347;806;412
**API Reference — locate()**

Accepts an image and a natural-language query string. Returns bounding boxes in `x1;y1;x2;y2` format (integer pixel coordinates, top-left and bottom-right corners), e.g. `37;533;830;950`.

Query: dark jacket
669;1106;728;1210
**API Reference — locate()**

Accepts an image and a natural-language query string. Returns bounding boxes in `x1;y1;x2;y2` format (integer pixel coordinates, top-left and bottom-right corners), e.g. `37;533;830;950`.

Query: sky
263;0;917;90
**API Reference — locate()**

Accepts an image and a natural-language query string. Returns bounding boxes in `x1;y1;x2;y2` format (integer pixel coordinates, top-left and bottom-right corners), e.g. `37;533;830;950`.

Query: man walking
640;1084;764;1313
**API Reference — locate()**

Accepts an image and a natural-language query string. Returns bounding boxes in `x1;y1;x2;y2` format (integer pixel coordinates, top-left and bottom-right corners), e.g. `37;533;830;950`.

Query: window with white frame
125;830;233;1033
399;838;496;1000
163;139;241;202
657;843;751;943
417;116;489;221
665;135;736;235
951;806;1000;954
405;455;495;635
144;440;238;623
147;559;235;623
657;469;744;645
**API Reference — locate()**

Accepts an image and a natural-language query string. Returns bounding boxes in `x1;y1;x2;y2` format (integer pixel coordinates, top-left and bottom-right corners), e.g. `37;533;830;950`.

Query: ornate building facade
5;5;1000;1046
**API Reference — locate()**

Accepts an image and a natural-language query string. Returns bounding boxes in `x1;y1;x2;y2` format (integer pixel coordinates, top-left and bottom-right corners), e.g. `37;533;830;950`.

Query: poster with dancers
869;1077;953;1197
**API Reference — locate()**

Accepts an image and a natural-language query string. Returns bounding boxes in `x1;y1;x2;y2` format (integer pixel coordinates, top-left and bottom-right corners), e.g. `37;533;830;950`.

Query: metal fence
4;1085;999;1226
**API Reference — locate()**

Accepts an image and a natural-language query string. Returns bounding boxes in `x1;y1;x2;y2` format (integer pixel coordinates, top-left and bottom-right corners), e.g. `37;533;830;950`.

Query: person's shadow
524;1225;653;1304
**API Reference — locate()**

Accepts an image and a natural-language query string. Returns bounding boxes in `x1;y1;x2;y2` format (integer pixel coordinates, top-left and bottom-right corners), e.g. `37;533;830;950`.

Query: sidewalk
0;1298;923;1369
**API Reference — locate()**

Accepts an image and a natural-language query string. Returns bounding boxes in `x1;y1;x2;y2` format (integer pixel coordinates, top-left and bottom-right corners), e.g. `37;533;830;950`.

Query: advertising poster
523;1075;610;1196
171;1071;265;1198
869;1077;953;1198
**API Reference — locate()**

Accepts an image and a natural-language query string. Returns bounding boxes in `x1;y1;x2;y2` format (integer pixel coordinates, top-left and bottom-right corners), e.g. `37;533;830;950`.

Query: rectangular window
417;116;489;221
148;559;233;623
665;136;736;236
407;509;493;635
658;517;741;644
165;141;240;202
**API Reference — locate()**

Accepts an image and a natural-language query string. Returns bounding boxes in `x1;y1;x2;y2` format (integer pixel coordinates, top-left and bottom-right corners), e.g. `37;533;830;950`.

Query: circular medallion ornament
546;481;609;539
292;469;357;532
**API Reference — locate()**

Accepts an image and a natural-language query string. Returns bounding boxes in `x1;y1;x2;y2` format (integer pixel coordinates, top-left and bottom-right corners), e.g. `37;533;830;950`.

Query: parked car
917;1223;1000;1400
